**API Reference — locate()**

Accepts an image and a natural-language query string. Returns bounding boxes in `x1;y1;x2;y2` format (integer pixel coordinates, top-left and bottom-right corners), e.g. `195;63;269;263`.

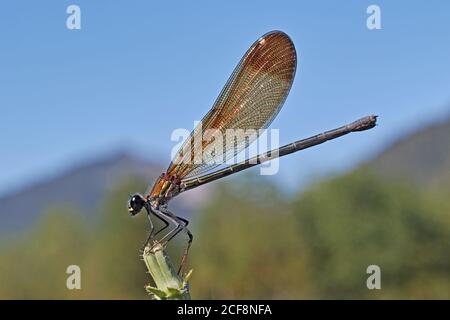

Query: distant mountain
0;152;208;235
370;116;450;189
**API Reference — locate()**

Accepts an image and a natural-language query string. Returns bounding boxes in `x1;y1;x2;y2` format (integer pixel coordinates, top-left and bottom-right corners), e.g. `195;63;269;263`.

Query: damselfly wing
148;31;297;202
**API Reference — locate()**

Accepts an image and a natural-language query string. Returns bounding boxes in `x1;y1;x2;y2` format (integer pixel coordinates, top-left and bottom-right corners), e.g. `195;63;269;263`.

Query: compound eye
131;197;139;209
128;194;144;215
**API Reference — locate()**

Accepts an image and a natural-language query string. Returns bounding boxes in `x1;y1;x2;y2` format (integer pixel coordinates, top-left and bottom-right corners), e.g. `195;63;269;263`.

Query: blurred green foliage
0;170;448;299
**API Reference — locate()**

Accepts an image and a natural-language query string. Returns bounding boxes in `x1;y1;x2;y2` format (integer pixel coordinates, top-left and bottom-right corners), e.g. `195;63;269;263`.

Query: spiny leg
142;205;156;249
176;217;193;276
149;207;180;251
151;207;170;238
159;208;193;275
143;204;171;250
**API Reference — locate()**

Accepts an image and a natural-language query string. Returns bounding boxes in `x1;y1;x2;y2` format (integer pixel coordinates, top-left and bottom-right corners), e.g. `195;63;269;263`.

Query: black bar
0;299;442;318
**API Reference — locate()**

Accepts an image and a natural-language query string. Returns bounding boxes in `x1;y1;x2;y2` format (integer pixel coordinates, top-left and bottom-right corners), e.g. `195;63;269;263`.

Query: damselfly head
128;193;145;216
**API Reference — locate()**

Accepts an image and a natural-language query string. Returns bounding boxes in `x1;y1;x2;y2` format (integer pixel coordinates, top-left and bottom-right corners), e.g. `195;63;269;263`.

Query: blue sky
1;1;450;195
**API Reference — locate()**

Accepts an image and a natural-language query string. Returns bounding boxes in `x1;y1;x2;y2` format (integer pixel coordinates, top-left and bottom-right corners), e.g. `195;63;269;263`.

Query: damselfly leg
145;205;193;275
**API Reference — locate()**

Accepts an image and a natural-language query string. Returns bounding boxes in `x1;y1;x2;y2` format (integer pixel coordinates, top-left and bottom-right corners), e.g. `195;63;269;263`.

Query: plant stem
142;243;192;300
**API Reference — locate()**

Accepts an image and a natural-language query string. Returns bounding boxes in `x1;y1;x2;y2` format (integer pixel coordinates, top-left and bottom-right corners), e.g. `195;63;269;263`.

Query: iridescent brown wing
167;31;297;179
